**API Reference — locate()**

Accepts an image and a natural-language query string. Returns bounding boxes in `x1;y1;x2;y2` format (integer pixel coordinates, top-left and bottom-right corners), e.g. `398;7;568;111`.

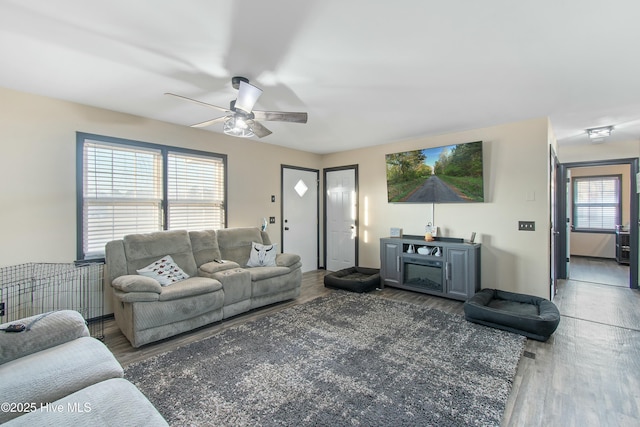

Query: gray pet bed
324;267;380;293
463;288;560;341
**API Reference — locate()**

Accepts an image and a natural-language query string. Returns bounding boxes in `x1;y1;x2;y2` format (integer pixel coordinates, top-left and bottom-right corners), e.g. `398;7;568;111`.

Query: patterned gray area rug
125;292;525;426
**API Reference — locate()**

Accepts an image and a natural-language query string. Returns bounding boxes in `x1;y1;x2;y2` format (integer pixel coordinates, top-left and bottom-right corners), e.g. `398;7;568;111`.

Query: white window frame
77;133;227;260
572;174;621;232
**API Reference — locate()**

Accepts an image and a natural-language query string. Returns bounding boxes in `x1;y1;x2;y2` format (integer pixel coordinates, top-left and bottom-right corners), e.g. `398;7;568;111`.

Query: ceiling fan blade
234;81;263;113
253;110;308;124
248;120;272;138
165;93;230;113
190;116;228;128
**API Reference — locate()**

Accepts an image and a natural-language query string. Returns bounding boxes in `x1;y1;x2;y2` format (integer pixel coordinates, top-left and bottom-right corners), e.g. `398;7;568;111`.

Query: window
77;133;226;260
572;175;621;232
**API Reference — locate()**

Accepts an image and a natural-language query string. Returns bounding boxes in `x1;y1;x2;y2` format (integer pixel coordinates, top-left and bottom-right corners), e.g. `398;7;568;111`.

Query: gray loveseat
105;227;302;347
0;310;167;426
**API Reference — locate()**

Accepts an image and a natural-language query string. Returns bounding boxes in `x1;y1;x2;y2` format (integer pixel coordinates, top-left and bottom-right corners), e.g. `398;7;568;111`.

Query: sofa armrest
276;253;301;268
198;260;240;277
111;275;162;293
0;310;89;365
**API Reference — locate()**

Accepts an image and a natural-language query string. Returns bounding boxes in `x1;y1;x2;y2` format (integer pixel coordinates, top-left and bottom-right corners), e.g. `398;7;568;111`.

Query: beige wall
559;139;640;163
1;86;554;301
0;86;321;267
322;117;552;298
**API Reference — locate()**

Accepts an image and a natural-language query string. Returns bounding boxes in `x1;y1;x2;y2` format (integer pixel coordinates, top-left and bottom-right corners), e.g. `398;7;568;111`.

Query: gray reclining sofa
105;227;302;347
0;310;167;426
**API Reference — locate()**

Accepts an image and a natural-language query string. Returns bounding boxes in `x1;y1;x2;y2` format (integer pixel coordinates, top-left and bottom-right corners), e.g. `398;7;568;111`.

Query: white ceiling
1;0;639;154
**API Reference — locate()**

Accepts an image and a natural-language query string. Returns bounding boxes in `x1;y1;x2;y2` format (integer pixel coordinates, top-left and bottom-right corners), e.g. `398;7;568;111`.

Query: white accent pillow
246;242;277;267
137;255;190;286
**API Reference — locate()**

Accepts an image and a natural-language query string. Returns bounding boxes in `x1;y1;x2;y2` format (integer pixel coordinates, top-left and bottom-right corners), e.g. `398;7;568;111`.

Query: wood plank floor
104;271;640;426
569;255;629;287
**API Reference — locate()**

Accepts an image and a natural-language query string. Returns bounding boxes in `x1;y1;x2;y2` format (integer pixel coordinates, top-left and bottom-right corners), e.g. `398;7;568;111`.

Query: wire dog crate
0;262;104;340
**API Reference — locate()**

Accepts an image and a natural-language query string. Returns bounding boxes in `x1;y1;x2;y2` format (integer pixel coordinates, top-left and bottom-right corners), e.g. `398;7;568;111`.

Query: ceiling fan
166;76;308;138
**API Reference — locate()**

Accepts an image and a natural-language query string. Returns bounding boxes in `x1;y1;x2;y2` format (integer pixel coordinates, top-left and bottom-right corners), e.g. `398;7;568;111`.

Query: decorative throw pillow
137;255;190;286
246;242;277;267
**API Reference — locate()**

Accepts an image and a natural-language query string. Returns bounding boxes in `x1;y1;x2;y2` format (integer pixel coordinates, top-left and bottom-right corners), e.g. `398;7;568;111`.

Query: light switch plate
518;221;535;231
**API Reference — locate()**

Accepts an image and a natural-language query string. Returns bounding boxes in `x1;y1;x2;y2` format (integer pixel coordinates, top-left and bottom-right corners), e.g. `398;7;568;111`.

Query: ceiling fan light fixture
234;81;263;113
586;125;613;140
223;116;254;138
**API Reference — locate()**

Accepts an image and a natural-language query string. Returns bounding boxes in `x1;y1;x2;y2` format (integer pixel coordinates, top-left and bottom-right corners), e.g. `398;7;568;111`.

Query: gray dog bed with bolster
463;288;560;341
324;267;380;293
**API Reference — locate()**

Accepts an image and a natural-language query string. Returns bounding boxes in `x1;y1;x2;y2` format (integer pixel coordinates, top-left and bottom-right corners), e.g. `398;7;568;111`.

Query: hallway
569;256;629;288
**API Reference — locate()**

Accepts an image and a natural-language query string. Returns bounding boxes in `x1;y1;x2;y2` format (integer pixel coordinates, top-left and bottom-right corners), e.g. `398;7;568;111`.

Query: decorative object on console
386;140;484;203
389;227;403;238
417;246;430;255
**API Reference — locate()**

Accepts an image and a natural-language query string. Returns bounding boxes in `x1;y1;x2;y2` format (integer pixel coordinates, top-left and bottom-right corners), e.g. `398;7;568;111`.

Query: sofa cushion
247;242;278;267
248;266;291;282
3;378;168;426
251;269;299;298
0;337;123;424
216;227;265;266
158;277;222;301
132;290;224;331
123;230;198;277
137;255;190;286
0;310;89;365
189;229;223;266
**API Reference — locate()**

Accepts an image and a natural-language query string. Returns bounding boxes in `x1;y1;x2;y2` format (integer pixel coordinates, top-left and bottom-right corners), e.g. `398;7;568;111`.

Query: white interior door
282;166;318;272
326;167;357;272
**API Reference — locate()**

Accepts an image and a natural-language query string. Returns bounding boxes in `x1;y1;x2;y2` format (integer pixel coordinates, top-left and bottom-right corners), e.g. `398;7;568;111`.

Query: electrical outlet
518;221;535;231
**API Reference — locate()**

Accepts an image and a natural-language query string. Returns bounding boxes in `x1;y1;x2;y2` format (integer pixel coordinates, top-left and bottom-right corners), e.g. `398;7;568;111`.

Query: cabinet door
446;247;469;299
380;240;402;285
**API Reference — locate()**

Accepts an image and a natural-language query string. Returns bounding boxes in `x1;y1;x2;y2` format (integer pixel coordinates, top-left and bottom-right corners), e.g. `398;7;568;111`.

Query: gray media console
380;236;481;301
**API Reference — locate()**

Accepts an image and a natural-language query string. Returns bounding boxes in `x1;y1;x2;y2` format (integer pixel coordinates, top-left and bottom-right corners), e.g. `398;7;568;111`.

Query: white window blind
573;176;620;231
167;151;226;231
83;140;163;258
79;134;227;260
